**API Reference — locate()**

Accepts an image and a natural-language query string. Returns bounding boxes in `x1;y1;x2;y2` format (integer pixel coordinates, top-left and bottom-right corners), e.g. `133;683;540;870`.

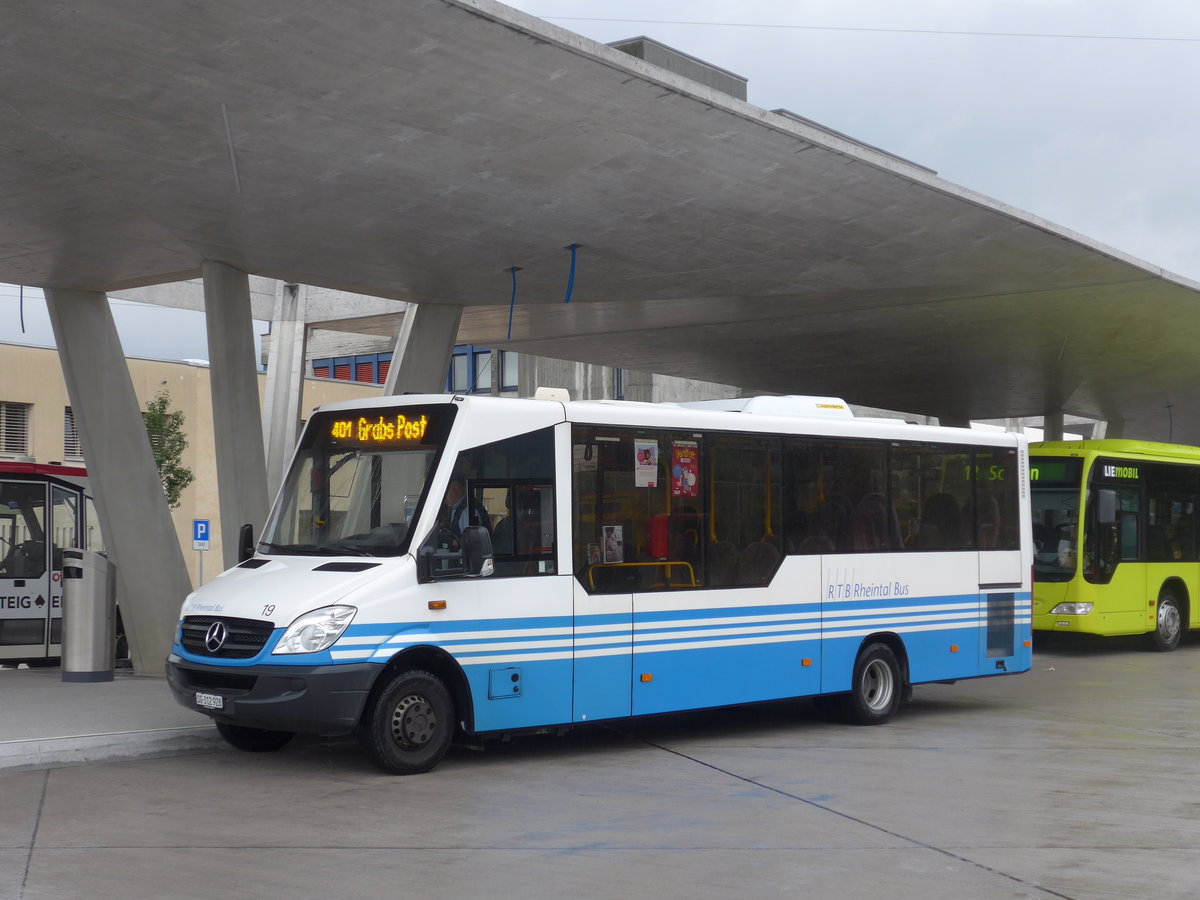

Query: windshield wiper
258;543;331;557
321;543;375;557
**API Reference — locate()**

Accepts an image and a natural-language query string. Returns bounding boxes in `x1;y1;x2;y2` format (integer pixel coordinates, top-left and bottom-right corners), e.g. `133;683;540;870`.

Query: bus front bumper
165;653;380;735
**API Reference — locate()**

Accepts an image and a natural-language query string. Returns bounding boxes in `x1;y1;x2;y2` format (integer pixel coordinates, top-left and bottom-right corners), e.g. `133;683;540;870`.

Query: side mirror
238;523;255;563
1096;489;1118;525
460;525;494;578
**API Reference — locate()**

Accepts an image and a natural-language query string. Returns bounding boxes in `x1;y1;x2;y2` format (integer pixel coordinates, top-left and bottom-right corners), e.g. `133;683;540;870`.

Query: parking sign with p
192;519;211;551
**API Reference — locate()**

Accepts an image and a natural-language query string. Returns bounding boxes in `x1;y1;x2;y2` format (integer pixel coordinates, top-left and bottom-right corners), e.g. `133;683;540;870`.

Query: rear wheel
1149;590;1183;652
829;642;903;725
216;721;296;752
359;670;454;775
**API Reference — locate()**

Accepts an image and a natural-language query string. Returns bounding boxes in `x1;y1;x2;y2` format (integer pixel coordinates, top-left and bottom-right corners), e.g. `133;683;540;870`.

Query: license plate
195;691;224;710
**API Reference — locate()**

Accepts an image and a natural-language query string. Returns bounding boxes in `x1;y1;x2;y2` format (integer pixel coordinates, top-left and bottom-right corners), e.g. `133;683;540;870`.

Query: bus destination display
330;413;428;443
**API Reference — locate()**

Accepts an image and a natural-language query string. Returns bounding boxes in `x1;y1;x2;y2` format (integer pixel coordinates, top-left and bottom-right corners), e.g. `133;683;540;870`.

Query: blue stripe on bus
171;592;1031;724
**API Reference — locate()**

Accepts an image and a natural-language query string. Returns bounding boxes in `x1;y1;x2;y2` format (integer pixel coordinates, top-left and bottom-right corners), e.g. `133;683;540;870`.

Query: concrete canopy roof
4;0;1200;439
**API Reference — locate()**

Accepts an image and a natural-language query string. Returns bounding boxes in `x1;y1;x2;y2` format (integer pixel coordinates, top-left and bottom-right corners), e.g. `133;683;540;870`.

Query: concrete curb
0;725;226;772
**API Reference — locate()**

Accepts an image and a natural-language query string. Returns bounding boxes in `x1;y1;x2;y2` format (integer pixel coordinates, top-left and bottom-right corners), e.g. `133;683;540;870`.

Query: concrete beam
262;282;308;502
112;276;278;322
202;262;269;569
45;288;192;676
383;304;462;395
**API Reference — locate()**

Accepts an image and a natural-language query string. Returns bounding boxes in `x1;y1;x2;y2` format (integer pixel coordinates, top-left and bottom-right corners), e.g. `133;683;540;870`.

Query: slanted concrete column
46;288;192;676
203;261;269;570
262;282;308;502
1043;411;1065;441
1099;419;1124;440
382;303;463;395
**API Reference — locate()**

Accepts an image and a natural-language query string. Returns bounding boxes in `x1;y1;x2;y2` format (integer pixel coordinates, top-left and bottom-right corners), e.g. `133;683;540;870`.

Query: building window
312;353;392;385
501;351;518;391
0;402;29;455
63;407;82;459
474;351;493;391
448;346;502;394
450;352;469;392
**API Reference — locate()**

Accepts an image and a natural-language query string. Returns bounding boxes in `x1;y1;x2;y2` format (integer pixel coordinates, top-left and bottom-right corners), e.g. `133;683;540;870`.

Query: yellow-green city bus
1030;439;1200;650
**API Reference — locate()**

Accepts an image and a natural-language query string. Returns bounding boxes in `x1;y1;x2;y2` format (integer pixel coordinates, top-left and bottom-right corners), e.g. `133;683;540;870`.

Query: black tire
1148;590;1183;652
216;721;296;753
832;642;903;725
358;669;454;775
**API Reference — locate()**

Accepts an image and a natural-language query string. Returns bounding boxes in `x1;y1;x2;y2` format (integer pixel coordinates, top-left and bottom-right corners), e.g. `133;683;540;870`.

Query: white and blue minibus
166;391;1032;774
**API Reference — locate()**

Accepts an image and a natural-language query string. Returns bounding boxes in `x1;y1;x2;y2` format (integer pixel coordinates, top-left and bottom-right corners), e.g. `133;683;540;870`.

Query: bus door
422;474;571;733
1085;482;1144;627
0;480;53;662
572;580;632;722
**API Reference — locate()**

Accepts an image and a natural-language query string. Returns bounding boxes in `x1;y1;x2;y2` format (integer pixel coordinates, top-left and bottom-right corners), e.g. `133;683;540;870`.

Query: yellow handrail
587;561;696;588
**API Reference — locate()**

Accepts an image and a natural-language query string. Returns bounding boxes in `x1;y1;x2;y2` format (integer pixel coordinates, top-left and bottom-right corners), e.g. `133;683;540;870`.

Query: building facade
0;341;381;587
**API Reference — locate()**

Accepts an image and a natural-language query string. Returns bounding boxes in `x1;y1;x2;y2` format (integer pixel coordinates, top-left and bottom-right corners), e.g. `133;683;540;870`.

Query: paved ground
2;634;1198;899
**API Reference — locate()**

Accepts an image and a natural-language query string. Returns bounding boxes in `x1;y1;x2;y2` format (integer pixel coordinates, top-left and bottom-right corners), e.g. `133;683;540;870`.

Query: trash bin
61;549;116;683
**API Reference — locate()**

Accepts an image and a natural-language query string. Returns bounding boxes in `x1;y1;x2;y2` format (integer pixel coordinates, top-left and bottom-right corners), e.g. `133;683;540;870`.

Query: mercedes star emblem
204;621;228;653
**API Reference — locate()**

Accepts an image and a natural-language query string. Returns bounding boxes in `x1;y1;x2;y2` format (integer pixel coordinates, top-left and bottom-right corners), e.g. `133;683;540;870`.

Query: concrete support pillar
262;282;308;502
1100;419;1123;440
382;303;463;395
1043;411;1065;441
46;288;192;676
203;261;269;570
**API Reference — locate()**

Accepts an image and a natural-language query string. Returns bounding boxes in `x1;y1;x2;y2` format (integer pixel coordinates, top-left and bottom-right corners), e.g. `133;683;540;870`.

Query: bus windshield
1030;456;1083;582
260;405;456;557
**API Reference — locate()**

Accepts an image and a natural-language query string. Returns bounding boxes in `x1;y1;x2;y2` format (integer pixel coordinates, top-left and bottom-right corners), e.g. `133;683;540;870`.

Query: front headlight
1050;602;1094;615
272;605;357;654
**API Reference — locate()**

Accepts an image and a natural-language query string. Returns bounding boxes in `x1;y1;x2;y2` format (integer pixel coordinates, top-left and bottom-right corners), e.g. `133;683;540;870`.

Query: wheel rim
390;692;437;749
1158;601;1182;644
861;658;895;712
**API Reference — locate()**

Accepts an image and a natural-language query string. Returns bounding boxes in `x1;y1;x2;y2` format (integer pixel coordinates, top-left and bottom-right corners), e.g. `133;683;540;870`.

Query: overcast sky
2;1;1195;358
512;0;1200;279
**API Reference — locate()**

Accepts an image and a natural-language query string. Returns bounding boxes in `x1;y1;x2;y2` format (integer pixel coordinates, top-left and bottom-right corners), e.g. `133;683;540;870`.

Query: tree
143;390;194;509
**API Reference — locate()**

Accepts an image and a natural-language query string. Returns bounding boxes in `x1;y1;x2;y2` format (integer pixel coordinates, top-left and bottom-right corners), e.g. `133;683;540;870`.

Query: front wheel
829;642;903;725
216;721;296;752
359;670;454;775
1149;590;1183;652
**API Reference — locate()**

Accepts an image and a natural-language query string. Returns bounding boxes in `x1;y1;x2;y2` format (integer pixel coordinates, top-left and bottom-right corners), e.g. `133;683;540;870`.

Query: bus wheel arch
827;634;909;725
358;646;473;775
1149;581;1187;652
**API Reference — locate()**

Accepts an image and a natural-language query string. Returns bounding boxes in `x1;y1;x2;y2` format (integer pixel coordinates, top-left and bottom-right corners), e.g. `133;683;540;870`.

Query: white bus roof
311;392;1023;448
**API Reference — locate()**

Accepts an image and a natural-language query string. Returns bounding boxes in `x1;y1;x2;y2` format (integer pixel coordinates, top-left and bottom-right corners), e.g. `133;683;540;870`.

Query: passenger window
0;482;47;578
976;447;1020;551
891;443;973;551
791;438;897;553
572;426;782;592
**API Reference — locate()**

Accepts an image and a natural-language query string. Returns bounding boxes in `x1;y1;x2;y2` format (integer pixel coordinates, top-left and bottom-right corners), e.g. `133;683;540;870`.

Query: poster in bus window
671;441;699;498
634;440;658;488
603;525;623;563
